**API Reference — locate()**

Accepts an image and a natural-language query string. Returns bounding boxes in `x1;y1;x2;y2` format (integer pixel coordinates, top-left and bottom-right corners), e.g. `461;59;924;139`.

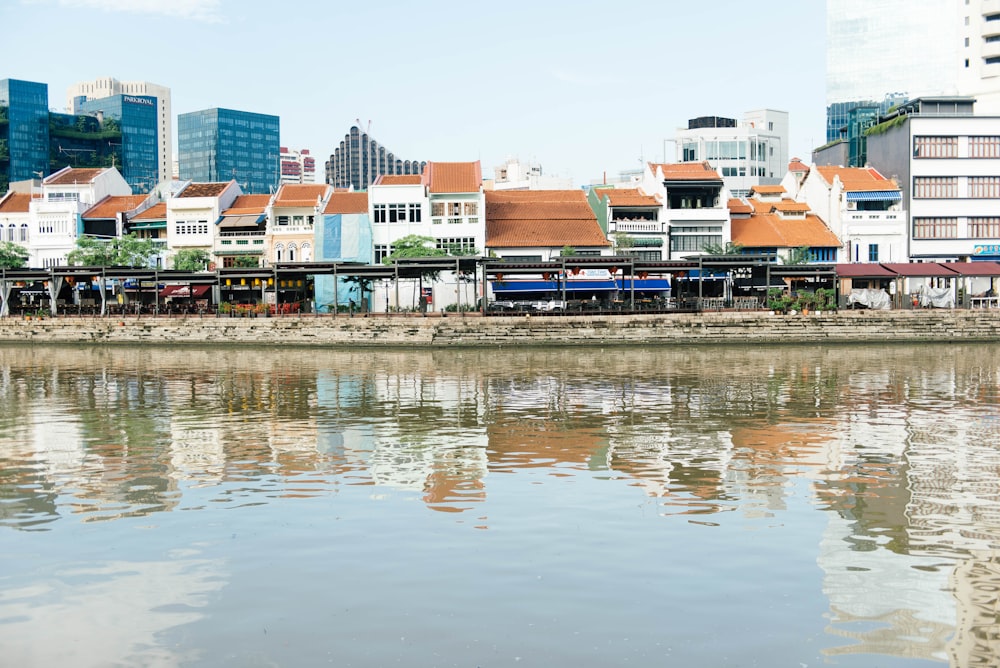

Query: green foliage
382;234;448;264
702;241;744;255
0;241;29;268
67;234;157;267
864;115;907;136
560;245;577;257
171;248;210;271
613;232;634;250
782;246;811;265
231;255;260;268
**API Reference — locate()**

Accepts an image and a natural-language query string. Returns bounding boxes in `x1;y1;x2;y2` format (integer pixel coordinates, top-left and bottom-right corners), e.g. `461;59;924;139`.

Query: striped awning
846;191;901;202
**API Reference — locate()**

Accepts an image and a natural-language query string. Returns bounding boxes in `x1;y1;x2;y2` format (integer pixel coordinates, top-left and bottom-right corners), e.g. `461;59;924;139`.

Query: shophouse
266;183;331;264
165;181;242;269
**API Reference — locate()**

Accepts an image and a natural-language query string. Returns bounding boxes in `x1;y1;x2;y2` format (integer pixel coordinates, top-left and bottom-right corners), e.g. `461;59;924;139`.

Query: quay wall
1;310;999;347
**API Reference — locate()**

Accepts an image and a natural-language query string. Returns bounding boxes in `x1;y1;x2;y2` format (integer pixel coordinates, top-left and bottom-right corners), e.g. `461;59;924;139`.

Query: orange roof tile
788;158;809;173
0;192;33;214
648;161;721;181
771;199;811;213
814;166;899;192
273;184;330;207
324;192;369;214
731;213;841;248
223;194;271;215
374;174;423;186
178;182;232;198
131;202;167;221
727;198;752;215
82;195;148;219
424;161;482;193
45;168;107;186
595;188;659;207
486;190;611;249
750;184;786;195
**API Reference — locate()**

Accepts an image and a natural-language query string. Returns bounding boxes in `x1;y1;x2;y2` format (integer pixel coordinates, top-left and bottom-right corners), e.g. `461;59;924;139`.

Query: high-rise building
826;1;1000;141
73;95;159;193
0;78;49;194
67;78;172;186
279;147;316;184
672;110;789;198
325;125;425;191
177;108;280;195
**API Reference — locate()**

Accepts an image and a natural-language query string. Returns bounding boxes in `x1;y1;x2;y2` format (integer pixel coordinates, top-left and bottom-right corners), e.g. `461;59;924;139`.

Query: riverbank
1;309;999;346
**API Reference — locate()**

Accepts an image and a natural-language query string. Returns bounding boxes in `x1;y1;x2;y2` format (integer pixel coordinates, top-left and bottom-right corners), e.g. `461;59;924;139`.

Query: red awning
159;284;211;299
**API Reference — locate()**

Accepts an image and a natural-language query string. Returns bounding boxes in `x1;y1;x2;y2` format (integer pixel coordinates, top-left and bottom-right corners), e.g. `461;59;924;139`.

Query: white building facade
165;181;242;268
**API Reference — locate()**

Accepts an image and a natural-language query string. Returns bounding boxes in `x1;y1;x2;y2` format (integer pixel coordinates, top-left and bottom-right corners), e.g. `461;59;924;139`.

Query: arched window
275;243;284;262
301;242;312;262
7;224;14;242
288;243;297;262
19;224;28;243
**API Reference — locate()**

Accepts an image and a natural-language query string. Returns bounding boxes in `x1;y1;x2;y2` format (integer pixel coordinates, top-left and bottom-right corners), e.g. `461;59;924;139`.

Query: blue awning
846;191;901;202
616;279;670;290
493;280;618;292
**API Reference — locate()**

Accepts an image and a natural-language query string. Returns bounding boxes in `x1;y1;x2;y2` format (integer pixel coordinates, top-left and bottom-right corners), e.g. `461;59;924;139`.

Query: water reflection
1;343;1000;665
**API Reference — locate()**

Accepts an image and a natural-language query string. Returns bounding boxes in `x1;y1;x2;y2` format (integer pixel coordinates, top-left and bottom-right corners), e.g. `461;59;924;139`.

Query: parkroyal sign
124;95;154;106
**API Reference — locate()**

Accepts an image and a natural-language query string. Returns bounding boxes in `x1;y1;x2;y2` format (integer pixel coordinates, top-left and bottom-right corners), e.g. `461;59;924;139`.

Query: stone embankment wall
1;310;999;346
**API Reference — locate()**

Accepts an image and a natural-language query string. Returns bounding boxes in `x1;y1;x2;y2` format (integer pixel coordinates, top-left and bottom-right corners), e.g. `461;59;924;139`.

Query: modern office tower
279;147;316;184
177;108;280;195
72;95;159;192
673;110;789;198
0;79;49;194
325;124;425;191
67;78;172;186
825;0;1000;141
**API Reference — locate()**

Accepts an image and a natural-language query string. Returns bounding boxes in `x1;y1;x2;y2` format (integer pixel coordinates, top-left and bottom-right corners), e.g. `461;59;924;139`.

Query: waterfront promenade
1;309;999;346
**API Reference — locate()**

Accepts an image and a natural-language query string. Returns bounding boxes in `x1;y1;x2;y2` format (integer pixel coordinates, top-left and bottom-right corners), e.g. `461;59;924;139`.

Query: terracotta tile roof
273;183;330;207
648;161;722;181
788;158;809;173
814;166;899;192
750;185;786;195
424;161;482;193
771;199;811;213
731;213;841;248
44;168;107;186
131;202;167;221
727;198;752;215
178;182;232;198
324;192;369;214
485;190;611;249
0;192;33;213
223;194;271;215
374;174;423;186
82;195;148;219
594;187;659;207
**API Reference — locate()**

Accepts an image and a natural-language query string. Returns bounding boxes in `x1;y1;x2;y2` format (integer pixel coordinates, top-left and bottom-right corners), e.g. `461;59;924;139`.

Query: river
1;343;998;667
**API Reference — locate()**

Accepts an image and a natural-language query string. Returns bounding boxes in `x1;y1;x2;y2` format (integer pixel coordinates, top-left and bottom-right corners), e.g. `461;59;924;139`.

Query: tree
231;255;259;268
382;234;448;264
172;248;211;271
613;233;634;253
0;241;29;269
782;246;812;265
67;234;157;267
561;245;577;257
701;241;744;255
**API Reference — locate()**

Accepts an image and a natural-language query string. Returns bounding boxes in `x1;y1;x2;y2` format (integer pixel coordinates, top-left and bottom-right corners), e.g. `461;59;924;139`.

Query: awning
218;214;265;228
129;221;166;230
159;284;212;299
846;191;901;202
616;279;670;290
631;237;664;247
492;280;618;292
835;263;897;278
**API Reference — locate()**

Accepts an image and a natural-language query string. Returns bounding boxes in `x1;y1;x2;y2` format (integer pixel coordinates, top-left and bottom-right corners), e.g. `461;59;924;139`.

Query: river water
1;343;999;667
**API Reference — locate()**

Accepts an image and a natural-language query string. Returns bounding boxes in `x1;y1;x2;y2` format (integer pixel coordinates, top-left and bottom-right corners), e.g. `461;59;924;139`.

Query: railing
611;220;662;233
219;231;265;238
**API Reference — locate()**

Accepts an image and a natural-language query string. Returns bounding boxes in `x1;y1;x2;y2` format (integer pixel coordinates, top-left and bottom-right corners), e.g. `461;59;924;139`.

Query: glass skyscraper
0;78;49;193
178;108;280;194
76;94;159;192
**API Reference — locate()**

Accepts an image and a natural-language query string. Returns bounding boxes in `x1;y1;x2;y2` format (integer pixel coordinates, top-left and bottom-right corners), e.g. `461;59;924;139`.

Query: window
913;217;958;238
913;136;958;158
809;248;836;262
913;176;958;198
447;217;462;225
624;249;662;261
388;204;406;223
431;202;445;217
969;217;1000;237
969;136;1000;158
374;244;390;263
969;176;1000;198
671;235;722;252
447;202;462;216
373;204;386;223
868;244;879;262
464;202;478;216
408;203;421;222
277;215;290;225
435;237;476;254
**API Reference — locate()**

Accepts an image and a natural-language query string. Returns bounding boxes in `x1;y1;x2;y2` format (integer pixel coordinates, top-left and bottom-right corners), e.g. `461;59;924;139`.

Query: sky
3;0;828;186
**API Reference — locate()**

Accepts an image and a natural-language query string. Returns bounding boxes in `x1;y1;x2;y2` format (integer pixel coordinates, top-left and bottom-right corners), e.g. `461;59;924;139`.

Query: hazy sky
4;0;827;185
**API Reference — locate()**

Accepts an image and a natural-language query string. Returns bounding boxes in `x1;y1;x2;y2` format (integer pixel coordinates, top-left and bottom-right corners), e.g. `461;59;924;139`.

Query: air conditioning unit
847;201;857;210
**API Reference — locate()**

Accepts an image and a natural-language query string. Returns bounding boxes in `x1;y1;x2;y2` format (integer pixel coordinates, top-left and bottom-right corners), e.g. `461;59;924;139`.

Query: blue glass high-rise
76;94;159;192
178;108;280;194
0;78;49;193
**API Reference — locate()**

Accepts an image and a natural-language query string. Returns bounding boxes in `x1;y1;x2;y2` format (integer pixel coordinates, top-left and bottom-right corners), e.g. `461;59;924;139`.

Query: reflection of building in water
949;552;1000;666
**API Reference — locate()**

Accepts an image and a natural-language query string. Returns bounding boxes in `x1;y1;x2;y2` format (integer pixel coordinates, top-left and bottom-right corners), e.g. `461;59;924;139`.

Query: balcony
611;219;662;234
